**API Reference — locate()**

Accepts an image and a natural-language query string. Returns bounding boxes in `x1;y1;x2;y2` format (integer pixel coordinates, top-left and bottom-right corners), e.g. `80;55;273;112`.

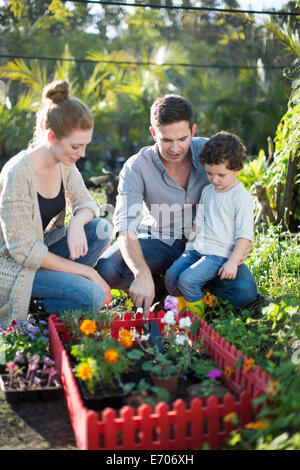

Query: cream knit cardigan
0;151;99;327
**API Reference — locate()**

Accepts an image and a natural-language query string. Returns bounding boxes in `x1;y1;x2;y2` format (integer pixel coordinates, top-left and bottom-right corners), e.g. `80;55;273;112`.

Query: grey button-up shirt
113;137;209;245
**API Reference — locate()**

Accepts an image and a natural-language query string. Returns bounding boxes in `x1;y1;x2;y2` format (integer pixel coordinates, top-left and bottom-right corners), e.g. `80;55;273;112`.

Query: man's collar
190;139;200;168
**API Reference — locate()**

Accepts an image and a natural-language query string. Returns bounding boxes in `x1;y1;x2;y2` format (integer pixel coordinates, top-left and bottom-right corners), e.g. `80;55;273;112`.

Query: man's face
150;120;197;165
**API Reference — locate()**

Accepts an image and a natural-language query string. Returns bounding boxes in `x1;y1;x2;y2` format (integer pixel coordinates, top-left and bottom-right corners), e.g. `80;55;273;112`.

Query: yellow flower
124;298;134;311
245;421;268;430
104;349;119;363
224;365;232;378
265;348;273;359
120;329;133;348
223;412;238;423
267;380;279;396
80;319;97;335
77;363;93;381
243;358;255;372
203;292;213;306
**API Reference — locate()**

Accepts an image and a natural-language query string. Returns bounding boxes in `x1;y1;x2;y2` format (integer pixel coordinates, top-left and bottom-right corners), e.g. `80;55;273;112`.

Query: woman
0;80;112;326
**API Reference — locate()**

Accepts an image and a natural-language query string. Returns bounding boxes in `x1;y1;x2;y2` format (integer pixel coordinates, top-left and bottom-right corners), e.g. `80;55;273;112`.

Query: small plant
3;352;58;390
135;298;204;381
60;309;114;340
0;318;49;365
190;358;221;381
124;378;170;407
71;323;133;394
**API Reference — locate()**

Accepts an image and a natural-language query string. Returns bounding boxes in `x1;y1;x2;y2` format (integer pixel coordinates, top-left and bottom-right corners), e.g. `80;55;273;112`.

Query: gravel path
0;391;77;450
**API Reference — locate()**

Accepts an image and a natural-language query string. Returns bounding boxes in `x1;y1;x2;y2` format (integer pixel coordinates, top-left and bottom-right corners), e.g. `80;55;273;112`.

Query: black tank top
37;184;66;231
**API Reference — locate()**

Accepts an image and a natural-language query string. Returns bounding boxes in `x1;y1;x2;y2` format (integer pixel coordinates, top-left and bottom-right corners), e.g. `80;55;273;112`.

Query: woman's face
51;128;93;166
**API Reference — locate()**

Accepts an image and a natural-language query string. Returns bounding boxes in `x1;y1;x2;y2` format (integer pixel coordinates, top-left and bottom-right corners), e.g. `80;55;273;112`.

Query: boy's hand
218;260;238;280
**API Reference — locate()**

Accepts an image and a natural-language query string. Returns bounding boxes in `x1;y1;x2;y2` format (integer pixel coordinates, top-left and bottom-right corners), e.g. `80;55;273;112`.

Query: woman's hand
88;268;112;304
66;218;88;260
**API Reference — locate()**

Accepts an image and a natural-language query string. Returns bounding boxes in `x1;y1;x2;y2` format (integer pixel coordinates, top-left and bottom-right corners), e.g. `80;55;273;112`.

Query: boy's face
204;162;240;192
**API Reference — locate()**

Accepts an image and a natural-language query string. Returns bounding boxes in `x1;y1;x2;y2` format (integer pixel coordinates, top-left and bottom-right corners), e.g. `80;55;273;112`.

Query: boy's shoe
177;296;186;313
184;299;206;318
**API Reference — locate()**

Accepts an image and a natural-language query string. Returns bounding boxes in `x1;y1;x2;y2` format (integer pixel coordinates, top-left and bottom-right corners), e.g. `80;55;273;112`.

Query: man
96;95;257;315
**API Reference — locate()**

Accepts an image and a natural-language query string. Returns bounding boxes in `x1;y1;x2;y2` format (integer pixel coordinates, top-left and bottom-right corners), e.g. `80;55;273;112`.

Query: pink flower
206;369;222;379
164;296;179;317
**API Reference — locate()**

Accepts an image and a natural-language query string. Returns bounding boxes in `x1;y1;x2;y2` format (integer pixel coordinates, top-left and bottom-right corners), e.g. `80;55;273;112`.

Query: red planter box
48;312;272;451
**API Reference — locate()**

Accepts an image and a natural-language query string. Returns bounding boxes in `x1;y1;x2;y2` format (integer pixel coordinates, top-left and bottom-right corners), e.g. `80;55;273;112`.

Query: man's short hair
150;94;194;129
199;131;247;171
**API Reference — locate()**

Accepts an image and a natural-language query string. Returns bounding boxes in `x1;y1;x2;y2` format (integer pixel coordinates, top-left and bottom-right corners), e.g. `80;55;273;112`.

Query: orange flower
104;349;119;363
224;365;232;378
245;421;268;430
243;358;255;372
203;292;213;306
265;348;273;359
210;332;216;340
223;412;238;423
120;329;133;348
80;319;97;335
77;363;93;381
267;380;279;396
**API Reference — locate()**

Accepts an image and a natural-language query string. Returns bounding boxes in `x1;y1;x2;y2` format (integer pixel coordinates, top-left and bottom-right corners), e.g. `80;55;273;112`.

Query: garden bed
49;312;273;450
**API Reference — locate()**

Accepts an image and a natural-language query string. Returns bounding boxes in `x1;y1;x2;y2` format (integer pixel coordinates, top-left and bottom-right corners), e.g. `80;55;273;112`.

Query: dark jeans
31;218;112;313
96;235;257;308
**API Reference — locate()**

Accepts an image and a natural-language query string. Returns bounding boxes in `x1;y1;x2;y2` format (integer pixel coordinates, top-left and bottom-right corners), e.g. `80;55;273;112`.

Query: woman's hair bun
42;80;69;104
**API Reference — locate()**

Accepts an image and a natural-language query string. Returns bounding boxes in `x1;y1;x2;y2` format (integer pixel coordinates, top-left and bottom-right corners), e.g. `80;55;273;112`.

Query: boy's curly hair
199;131;247;171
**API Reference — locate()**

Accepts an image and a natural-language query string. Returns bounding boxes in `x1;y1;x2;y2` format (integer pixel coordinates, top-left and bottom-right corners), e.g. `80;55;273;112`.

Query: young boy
164;131;255;316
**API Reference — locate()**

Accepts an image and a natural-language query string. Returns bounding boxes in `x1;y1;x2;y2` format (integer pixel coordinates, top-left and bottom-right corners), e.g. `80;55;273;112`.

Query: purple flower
6;361;19;388
33;377;42;387
206;369;222;379
43;357;55;368
164;295;179;316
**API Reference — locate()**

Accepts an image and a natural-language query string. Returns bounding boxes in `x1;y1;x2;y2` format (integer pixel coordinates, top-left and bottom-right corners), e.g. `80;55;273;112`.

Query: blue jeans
165;249;228;302
96;236;257;308
31;218;112;314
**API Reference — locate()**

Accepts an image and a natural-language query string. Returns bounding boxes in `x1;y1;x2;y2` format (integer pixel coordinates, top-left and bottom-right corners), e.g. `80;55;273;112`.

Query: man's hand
129;272;155;320
218;260;238;280
118;231;155;319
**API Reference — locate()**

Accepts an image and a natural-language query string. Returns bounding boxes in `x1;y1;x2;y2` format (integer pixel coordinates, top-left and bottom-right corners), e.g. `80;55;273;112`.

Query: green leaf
235;355;243;370
191;321;201;337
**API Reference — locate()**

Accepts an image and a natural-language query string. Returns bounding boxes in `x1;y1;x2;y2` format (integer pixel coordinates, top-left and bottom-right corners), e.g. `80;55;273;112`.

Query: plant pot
150;373;179;394
0;374;62;404
77;379;127;411
187;381;228;404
